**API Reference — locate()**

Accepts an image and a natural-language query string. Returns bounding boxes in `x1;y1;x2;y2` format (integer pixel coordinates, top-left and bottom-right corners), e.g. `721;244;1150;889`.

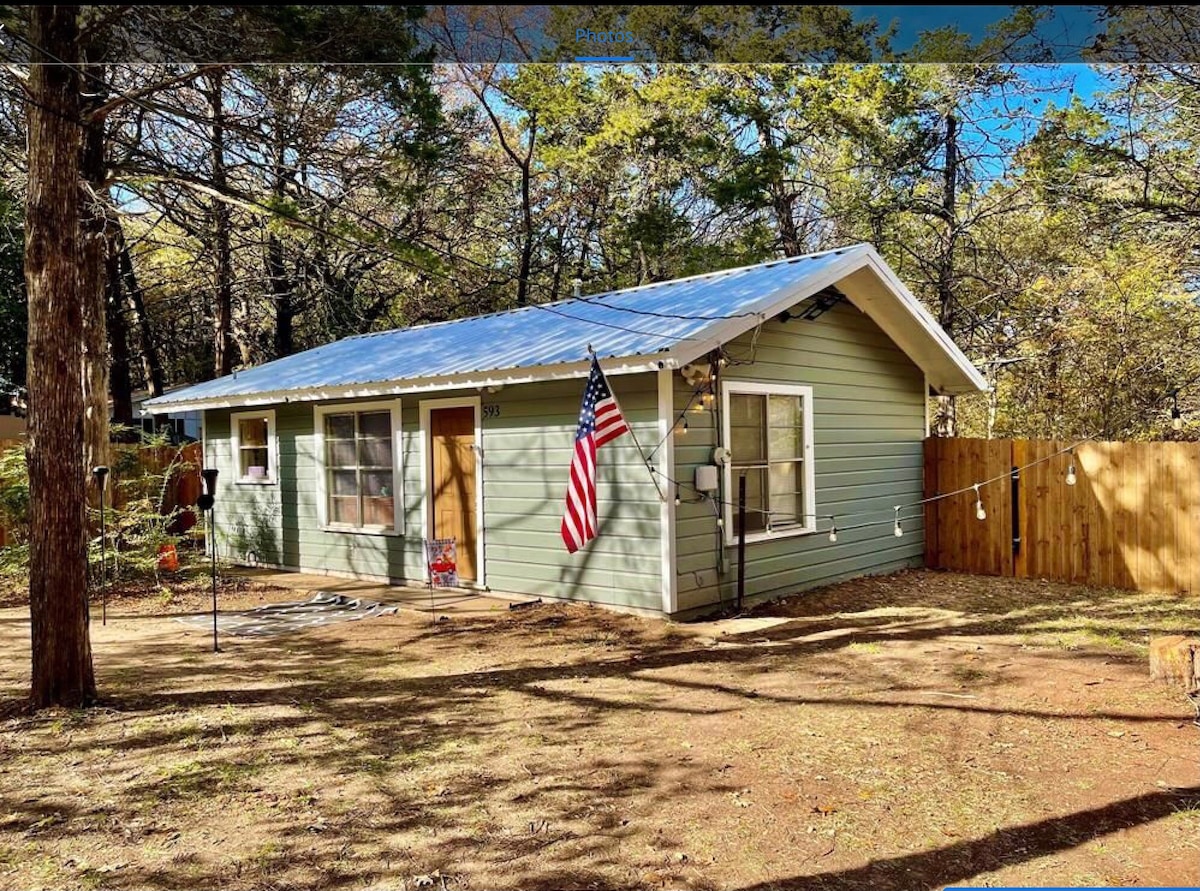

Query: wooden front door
430;406;477;582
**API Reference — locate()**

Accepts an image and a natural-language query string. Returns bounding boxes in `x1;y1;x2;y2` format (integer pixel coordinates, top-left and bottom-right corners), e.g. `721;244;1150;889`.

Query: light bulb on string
828;522;838;543
973;484;986;521
893;506;903;538
1065;453;1077;486
1172;395;1183;431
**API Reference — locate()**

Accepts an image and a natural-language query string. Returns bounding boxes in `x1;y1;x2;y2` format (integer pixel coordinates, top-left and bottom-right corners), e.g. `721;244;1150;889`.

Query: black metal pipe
1010;464;1021;556
210;505;219;653
737;475;746;613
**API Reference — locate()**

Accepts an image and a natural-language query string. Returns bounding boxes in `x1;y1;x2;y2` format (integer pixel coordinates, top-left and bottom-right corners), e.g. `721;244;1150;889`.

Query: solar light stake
199;468;220;652
92;466;109;625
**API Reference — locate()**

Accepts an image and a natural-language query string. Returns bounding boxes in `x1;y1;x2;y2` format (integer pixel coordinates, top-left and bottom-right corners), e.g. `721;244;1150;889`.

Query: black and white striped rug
175;592;399;638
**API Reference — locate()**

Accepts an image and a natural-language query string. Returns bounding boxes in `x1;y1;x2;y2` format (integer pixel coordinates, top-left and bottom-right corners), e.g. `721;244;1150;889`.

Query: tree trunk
116;233;164;398
105;231;133;425
25;4;96;708
207;68;234;378
80;74;109;472
267;233;293;357
515;149;534;306
934;112;959;438
755;110;802;257
267;104;294;357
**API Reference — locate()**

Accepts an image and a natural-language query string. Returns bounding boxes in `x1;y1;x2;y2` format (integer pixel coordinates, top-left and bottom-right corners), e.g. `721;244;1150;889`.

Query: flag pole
587;346;667;502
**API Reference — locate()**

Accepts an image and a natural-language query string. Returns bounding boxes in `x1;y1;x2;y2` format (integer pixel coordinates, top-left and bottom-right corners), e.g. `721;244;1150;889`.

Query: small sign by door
425;538;459;588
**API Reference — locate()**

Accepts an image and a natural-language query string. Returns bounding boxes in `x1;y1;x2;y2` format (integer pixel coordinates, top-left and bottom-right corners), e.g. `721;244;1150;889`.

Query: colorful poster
425;538;459;588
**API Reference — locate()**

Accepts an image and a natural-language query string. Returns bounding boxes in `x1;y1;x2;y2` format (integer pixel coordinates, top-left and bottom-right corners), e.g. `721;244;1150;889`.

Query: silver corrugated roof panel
146;244;985;410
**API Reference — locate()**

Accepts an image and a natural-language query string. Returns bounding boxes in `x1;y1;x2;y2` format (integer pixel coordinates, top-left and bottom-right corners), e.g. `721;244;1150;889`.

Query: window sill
320;524;403;538
234;477;277;486
724;525;816;547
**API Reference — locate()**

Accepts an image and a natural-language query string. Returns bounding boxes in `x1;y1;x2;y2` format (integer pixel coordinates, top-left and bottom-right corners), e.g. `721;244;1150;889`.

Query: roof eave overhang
669;244;988;396
143;244;987;413
140;354;682;414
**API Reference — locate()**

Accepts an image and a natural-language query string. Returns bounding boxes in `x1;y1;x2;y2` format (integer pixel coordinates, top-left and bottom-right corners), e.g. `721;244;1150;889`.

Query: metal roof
145;244;985;411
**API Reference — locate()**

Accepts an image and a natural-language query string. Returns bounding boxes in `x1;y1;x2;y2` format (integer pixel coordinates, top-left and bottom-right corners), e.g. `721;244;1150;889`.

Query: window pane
361;470;394;497
362;497;394;528
330;496;359;525
767;395;800;429
240;447;269;479
359;437;393;467
325;414;355;440
768;426;802;460
327;439;356;467
733;467;767;534
730;393;763;426
330;469;358;496
238;418;269;447
768;461;801;526
729;394;765;463
358;411;391;439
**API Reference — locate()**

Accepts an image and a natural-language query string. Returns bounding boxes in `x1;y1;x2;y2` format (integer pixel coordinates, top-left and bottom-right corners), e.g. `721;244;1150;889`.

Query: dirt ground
0;569;1197;890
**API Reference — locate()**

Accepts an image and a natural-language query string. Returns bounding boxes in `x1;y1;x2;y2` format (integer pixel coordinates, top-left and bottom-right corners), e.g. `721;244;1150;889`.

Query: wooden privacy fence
0;439;203;544
924;437;1200;594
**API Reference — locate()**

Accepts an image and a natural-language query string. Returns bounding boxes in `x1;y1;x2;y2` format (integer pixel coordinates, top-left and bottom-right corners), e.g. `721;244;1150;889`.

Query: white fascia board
667;246;872;370
670;244;988;396
140;354;684;414
859;246;988;394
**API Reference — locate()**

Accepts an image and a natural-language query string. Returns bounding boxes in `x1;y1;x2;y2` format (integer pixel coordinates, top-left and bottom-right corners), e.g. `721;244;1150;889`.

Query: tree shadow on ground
0;569;1196;889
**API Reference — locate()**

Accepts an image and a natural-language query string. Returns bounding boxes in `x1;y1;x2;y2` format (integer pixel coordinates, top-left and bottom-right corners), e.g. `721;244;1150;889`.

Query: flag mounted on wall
561;357;631;553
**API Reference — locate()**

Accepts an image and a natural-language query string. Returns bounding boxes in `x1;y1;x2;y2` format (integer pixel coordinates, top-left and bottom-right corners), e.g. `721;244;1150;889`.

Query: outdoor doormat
175;592;399;638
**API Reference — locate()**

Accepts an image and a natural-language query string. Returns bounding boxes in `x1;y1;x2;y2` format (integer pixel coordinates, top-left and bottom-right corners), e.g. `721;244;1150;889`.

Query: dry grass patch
0;569;1196;890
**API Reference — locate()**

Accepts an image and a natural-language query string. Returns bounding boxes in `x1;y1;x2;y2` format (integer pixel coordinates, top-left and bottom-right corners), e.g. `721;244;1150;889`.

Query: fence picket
0;438;202;546
926;437;1200;594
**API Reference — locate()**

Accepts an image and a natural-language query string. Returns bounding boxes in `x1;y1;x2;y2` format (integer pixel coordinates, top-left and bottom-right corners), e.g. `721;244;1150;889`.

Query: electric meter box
695;464;720;493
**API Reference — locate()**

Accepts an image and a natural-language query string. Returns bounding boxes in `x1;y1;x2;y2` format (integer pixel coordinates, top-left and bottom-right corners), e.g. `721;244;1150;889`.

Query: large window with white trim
722;382;815;540
315;400;403;533
230;410;277;484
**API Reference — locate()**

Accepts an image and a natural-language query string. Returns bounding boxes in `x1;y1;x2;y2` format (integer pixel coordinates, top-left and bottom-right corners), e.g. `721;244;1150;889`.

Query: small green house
146;244;985;619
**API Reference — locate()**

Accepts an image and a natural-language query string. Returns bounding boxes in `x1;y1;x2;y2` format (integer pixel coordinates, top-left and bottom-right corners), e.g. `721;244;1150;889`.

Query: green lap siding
479;375;662;611
206;402;425;581
204;373;663;612
672;299;927;616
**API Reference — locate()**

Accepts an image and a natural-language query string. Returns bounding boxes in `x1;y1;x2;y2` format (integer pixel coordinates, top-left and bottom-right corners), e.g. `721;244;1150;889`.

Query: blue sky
851;5;1103;60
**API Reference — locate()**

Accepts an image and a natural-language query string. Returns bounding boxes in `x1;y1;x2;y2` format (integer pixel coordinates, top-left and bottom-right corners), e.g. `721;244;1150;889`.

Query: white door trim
419;396;485;588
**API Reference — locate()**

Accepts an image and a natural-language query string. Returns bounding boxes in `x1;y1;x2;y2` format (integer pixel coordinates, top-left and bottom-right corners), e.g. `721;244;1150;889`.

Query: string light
973;484;986;521
893;506;903;537
1065;452;1077;486
828;523;838;543
1172;394;1183;431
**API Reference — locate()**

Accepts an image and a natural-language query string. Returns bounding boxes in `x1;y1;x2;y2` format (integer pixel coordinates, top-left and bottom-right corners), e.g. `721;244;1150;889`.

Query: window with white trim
316;401;402;533
722;383;815;540
230;410;277;484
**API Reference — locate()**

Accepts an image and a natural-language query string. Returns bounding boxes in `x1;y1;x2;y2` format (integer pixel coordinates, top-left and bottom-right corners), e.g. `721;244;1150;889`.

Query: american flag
561;358;630;553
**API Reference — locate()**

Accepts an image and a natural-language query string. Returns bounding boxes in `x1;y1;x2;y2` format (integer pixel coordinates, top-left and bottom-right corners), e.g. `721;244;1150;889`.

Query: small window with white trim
315;400;403;534
230;410;277;484
722;382;815;541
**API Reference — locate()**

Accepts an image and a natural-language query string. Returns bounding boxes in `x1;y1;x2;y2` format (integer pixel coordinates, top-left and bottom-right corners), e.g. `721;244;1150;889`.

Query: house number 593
483;404;501;419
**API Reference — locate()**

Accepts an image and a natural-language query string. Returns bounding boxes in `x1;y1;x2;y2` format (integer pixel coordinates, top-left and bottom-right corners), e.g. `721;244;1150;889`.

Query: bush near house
0;432;200;584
